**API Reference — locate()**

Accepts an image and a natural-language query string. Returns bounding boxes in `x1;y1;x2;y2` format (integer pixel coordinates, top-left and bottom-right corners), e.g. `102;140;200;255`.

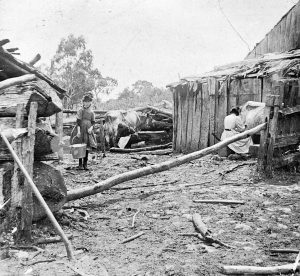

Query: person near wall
221;107;253;156
70;93;97;170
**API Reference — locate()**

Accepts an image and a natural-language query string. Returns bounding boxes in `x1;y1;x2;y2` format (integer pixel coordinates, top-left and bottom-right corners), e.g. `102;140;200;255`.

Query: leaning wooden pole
67;123;267;202
0;130;74;260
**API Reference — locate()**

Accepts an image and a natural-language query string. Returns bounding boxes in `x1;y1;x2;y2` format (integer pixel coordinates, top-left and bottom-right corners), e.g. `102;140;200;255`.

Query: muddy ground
1;150;300;276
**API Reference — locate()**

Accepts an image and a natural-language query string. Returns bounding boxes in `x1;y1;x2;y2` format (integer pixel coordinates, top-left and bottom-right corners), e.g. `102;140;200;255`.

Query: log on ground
110;142;172;153
67;123;266;201
221;263;299;275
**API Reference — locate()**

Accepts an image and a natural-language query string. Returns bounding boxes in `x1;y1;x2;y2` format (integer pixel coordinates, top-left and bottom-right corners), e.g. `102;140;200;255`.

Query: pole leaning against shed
67;122;267;202
0;128;75;260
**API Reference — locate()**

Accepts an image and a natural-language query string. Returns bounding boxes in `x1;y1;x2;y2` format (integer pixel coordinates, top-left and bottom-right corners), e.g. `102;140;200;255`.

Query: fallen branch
270;248;300;254
219;162;256;179
193;199;245;205
192;214;234;248
221;263;300;275
35;234;73;245
110;142;172;153
131;209;141;228
22;258;56;266
184;180;212;187
67;123;266;201
121;231;145;244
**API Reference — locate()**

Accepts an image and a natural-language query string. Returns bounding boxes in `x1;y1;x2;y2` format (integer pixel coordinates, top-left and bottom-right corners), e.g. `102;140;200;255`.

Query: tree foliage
96;80;173;110
48;34;117;108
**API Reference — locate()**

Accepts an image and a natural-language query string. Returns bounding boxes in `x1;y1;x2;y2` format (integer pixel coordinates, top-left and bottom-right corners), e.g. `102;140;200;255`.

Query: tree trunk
67;123;267;202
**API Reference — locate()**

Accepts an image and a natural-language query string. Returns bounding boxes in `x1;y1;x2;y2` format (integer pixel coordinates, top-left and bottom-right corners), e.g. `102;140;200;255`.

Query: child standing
70;93;97;170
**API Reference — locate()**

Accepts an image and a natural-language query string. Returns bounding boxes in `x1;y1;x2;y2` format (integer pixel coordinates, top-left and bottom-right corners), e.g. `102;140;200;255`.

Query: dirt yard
1;151;300;276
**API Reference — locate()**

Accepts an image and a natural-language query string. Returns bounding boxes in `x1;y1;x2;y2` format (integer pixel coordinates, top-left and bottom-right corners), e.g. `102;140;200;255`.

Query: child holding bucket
70;93;97;170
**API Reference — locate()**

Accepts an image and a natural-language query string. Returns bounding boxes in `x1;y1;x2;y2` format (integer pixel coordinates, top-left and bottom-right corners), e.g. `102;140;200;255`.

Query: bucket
70;143;87;159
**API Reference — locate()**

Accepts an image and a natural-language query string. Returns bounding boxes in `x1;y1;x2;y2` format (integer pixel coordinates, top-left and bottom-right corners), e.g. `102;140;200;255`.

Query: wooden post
10;104;25;237
10;104;25;240
10;103;37;242
55;111;64;161
258;95;274;175
0;168;4;205
258;90;281;177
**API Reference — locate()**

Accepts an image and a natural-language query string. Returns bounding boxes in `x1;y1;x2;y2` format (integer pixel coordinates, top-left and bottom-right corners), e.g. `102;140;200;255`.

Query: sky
0;0;298;100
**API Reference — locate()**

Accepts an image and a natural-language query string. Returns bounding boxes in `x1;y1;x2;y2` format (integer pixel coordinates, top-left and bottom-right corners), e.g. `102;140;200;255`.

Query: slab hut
0;39;67;240
168;50;300;166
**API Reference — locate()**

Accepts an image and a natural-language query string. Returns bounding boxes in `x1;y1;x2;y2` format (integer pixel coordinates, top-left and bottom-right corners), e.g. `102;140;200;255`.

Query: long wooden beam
0;49;67;96
0;74;37;91
63;109;107;115
67;123;267;202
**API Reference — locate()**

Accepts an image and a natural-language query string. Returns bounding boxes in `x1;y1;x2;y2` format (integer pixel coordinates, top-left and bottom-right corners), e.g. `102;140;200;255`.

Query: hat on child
82;92;93;102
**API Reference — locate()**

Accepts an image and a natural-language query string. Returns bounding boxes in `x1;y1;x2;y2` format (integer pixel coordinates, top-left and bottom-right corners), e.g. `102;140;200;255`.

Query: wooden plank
190;82;201;151
172;88;178;151
176;85;183;152
199;82;209;149
20;102;37;241
216;79;228;141
196;84;203;149
265;94;280;176
228;79;238;111
180;84;189;153
55;112;64;161
10;104;26;239
186;83;195;152
208;78;217;146
262;78;272;104
296;4;300;48
0;84;62;117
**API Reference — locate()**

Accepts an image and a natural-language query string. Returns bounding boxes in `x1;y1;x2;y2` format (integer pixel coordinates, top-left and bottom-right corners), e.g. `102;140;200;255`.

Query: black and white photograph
0;0;300;275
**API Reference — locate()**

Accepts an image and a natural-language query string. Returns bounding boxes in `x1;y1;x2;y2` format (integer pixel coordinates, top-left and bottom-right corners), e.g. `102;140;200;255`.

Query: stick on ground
131;209;140;228
121;231;145;244
193;199;245;205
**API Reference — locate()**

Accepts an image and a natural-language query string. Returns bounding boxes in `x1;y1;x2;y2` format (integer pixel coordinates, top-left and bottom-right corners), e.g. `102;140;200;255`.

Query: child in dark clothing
70;93;97;170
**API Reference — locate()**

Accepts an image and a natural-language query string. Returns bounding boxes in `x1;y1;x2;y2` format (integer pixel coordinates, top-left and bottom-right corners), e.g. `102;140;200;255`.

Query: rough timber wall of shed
246;2;300;59
172;77;267;153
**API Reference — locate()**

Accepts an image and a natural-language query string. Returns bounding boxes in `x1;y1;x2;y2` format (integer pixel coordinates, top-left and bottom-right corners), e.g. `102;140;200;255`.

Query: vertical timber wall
173;77;267;153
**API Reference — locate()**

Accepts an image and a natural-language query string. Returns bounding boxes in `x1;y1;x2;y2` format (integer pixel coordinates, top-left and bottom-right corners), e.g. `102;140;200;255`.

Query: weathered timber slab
0;83;62;117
